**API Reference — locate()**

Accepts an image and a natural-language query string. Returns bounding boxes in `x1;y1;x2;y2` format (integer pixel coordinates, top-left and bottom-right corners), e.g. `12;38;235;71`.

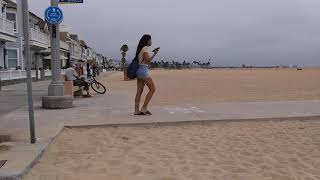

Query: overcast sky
29;0;320;66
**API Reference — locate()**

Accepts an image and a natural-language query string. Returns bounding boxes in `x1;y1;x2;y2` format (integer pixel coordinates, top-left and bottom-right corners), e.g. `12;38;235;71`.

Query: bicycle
86;77;107;94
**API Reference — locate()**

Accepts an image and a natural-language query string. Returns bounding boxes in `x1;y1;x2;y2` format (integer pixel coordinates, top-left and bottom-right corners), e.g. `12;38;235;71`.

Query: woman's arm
143;51;158;64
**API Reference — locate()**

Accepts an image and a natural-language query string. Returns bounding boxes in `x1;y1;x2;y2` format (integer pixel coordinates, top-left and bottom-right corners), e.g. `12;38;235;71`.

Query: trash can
124;67;129;81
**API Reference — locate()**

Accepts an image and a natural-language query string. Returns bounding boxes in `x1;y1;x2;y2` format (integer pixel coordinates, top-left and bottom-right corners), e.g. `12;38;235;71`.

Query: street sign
44;6;63;25
59;0;83;3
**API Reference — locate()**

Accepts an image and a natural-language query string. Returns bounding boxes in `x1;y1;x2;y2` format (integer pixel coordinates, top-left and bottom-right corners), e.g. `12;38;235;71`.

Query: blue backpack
127;56;139;79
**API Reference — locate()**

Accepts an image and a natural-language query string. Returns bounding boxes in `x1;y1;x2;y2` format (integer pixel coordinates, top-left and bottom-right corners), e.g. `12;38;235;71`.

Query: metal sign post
21;0;36;144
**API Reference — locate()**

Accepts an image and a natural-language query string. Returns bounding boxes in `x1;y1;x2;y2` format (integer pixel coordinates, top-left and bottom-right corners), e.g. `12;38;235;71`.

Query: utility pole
21;0;36;144
48;0;63;96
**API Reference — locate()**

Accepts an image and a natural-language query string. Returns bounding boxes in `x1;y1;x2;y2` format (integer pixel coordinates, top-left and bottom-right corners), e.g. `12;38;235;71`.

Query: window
7;49;18;69
6;12;17;32
29;19;35;29
1;4;6;16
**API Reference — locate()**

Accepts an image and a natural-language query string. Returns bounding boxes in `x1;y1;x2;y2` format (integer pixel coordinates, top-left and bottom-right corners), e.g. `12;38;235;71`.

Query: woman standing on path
134;34;159;115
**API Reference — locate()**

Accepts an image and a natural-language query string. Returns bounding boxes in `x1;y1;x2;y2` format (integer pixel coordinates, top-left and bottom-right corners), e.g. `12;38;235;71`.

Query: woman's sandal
142;110;152;115
134;112;146;115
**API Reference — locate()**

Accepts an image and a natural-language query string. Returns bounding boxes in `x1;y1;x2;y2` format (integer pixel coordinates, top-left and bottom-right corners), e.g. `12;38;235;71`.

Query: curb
0;126;65;180
64;115;320;129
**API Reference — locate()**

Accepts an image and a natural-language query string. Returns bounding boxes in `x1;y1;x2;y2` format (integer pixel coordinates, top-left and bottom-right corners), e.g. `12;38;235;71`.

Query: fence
0;70;53;81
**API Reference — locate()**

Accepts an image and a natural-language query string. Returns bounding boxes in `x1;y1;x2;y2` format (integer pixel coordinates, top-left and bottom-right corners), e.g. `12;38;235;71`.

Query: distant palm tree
120;44;129;52
120;44;129;69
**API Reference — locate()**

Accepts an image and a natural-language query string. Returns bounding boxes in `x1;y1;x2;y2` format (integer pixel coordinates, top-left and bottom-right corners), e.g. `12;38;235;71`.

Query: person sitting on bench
65;64;92;97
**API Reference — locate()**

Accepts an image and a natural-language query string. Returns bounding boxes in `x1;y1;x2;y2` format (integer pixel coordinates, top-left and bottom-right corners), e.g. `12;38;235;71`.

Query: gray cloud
29;0;320;66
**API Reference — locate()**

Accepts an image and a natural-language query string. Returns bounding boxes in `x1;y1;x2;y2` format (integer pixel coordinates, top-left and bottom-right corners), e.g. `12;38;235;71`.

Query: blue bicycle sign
44;6;63;25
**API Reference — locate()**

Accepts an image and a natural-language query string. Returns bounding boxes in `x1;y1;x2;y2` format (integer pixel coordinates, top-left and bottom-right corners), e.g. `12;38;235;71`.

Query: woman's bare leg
135;79;145;114
141;77;155;112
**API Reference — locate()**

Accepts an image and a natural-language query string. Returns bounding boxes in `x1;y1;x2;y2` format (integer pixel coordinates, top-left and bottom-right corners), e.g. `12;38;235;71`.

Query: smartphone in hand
152;47;160;52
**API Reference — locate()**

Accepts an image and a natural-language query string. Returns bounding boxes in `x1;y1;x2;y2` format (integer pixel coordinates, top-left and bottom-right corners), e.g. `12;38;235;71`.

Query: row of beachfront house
0;0;108;81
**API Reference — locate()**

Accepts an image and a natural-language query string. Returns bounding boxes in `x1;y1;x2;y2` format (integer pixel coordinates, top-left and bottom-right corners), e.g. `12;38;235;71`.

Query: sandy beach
24;119;320;180
103;68;320;105
23;69;320;180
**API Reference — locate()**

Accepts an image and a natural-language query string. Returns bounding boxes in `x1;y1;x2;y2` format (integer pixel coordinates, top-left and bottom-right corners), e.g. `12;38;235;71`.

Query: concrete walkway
0;80;50;116
0;83;320;179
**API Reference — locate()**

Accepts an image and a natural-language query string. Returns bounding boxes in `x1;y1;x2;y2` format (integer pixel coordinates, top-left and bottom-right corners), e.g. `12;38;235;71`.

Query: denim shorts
136;65;150;79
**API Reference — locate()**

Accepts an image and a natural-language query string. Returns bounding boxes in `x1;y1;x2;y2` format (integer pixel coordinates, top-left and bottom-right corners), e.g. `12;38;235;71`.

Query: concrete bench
62;75;84;97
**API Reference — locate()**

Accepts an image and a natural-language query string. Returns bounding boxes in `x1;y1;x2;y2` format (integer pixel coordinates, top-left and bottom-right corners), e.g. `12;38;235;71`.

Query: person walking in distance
134;34;159;115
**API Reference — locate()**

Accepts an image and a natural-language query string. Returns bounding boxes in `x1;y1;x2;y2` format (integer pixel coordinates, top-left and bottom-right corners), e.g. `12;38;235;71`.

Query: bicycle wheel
91;82;106;94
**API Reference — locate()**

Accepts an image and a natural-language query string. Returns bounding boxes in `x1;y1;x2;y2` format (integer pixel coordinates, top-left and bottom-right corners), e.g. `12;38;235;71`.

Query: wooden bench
61;74;83;97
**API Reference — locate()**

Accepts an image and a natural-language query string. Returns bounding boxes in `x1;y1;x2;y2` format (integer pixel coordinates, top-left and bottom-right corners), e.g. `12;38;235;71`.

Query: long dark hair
136;34;151;57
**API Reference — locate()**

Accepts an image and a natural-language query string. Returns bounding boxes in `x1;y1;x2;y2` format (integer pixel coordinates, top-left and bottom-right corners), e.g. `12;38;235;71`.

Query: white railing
0;16;14;35
45;70;52;77
30;28;49;45
0;70;52;81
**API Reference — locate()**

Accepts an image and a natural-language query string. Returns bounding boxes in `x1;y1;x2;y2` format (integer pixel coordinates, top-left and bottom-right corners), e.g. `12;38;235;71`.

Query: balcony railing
30;28;49;46
0;16;14;36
